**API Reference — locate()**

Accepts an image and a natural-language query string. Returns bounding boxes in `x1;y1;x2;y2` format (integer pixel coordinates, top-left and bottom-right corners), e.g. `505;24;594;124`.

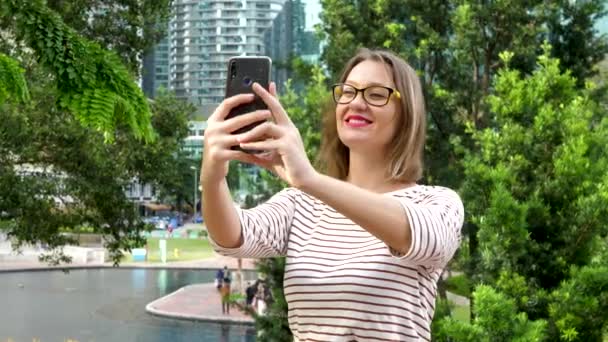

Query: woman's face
335;59;401;155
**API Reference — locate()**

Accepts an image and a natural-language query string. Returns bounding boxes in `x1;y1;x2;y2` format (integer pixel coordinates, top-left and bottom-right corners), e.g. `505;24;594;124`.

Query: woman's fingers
236;121;283;143
227;150;264;165
209;93;255;121
221;109;272;133
239;138;280;152
232;153;272;169
252;83;291;126
269;82;277;97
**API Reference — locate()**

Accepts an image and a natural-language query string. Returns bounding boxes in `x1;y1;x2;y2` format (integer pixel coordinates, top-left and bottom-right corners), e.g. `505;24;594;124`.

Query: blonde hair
318;48;426;182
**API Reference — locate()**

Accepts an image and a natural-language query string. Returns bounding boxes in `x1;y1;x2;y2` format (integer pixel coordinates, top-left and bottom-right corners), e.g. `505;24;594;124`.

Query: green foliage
436;285;547;342
495;270;549;320
47;0;173;74
121;88;195;210
282;67;329;167
251;257;292;342
317;0;608;192
0;53;30;104
0;64;191;265
0;0;180;266
546;0;608;87
0;0;154;142
444;274;472;298
549;265;608;341
455;46;608;340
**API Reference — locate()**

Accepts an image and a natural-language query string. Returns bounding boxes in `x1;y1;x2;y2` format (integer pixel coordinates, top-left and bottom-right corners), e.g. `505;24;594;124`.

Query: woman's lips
344;115;373;128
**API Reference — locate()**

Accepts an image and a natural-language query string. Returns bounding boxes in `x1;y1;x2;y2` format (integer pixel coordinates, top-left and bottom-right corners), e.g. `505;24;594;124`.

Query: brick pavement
146;282;255;324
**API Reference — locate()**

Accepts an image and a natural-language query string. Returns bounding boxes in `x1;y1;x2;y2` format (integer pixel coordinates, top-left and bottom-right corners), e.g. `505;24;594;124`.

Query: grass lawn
123;237;215;263
451;303;471;323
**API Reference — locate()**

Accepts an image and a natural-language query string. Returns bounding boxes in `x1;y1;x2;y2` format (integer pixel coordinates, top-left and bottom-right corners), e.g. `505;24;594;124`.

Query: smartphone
224;56;272;152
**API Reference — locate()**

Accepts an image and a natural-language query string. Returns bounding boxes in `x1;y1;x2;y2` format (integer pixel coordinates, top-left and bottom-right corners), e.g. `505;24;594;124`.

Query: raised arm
301;176;463;267
300;174;413;252
210;188;297;258
201;93;272;248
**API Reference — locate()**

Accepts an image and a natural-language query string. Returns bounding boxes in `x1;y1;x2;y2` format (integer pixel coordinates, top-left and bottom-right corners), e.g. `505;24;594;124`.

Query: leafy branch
0;53;30;104
0;0;154;142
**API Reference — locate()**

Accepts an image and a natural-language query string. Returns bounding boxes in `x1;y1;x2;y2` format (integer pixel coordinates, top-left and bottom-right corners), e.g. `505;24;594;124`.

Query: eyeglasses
332;83;401;107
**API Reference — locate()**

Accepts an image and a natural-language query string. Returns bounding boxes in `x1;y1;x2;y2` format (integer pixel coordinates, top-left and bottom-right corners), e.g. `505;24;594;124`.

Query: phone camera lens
230;61;237;79
243;77;252;87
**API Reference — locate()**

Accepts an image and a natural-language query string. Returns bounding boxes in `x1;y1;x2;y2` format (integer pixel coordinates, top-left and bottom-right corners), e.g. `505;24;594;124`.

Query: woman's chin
340;136;381;152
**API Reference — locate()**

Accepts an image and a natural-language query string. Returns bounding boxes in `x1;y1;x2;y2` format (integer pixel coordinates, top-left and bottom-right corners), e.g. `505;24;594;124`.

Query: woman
201;48;464;341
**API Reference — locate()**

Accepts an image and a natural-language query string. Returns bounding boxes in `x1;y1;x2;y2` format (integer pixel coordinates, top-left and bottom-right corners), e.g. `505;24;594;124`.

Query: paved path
147;282;255;325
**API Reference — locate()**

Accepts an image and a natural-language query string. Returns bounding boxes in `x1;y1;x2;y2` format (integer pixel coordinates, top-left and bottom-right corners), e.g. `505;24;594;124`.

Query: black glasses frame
331;83;401;107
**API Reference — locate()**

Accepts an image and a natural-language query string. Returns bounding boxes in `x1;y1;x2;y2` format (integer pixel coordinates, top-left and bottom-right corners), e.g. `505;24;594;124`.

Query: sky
303;0;321;31
597;15;608;35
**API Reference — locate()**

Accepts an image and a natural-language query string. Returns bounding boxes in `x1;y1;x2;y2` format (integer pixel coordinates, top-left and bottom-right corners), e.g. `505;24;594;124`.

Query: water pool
0;268;256;341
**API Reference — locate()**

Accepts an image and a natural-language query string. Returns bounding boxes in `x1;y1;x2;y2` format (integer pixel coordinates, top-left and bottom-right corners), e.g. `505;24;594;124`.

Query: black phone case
225;56;271;136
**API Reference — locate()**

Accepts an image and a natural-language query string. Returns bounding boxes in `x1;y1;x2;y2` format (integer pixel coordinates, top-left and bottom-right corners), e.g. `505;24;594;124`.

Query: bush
445;274;472;298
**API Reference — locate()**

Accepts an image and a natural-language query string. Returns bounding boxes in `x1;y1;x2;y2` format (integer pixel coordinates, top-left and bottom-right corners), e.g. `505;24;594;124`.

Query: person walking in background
201;48;464;341
220;273;232;314
245;281;257;309
214;266;225;291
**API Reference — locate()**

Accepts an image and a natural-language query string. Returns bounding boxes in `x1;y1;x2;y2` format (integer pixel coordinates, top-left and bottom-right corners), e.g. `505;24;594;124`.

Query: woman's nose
349;91;368;108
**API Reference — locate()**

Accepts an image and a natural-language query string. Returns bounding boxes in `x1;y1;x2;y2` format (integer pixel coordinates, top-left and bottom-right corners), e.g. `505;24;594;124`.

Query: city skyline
142;0;322;113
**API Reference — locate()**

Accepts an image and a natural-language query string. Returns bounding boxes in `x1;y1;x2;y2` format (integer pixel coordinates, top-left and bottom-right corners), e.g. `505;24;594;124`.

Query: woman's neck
346;150;411;193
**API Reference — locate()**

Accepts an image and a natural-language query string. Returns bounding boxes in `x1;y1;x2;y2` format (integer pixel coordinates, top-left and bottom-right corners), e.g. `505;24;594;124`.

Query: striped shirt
210;185;464;341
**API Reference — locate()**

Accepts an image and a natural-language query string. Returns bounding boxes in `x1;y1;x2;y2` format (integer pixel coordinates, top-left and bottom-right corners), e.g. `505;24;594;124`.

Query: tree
46;0;173;74
435;285;547;342
123;88;195;211
452;46;608;340
0;66;192;264
546;0;608;87
0;0;188;264
0;53;29;104
0;0;156;141
317;0;608;187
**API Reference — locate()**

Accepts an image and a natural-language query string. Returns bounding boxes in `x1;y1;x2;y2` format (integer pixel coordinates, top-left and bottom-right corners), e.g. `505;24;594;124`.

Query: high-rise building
141;36;170;98
167;0;284;107
140;0;322;161
264;0;304;91
264;0;320;92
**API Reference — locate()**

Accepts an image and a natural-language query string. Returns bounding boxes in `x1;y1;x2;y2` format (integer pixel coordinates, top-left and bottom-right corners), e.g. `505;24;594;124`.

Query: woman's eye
368;92;386;99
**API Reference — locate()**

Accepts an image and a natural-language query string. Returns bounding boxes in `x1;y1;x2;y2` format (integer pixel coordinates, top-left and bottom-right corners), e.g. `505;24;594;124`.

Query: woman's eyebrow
344;80;391;88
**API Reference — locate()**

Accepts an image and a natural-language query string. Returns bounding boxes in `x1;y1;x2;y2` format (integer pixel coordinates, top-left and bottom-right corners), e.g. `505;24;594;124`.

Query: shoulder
265;187;301;203
391;185;463;206
266;187;319;206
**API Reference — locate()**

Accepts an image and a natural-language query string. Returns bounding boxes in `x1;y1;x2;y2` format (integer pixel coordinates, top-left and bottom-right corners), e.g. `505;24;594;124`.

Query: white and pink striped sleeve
391;187;464;268
209;188;297;258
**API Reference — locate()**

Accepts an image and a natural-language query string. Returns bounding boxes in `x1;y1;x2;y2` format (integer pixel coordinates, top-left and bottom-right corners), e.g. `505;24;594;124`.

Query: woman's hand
201;93;273;184
236;82;318;189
